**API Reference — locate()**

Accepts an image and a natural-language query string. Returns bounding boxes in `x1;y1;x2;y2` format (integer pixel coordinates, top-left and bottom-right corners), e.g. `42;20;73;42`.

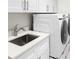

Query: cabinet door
53;0;57;12
26;52;36;59
40;48;49;59
45;0;56;12
47;0;54;12
27;0;38;12
8;0;25;12
37;38;49;59
38;0;48;12
16;49;37;59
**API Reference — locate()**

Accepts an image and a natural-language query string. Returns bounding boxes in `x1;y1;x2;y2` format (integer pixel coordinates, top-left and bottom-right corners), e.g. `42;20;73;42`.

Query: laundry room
8;0;70;59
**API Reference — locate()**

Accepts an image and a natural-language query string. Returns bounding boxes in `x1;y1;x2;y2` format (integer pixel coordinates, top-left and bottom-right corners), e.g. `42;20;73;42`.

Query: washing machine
59;40;70;59
33;14;70;59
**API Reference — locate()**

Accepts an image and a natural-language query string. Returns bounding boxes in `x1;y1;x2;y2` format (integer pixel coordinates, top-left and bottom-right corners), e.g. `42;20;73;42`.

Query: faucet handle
20;27;26;31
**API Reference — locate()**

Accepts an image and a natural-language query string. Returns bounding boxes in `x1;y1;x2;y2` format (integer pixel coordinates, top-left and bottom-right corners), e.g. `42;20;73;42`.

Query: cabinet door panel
53;0;57;12
16;49;36;59
26;52;36;59
36;38;49;59
40;48;49;59
38;45;48;56
38;0;47;12
8;0;24;12
27;0;38;12
47;0;54;12
37;38;49;57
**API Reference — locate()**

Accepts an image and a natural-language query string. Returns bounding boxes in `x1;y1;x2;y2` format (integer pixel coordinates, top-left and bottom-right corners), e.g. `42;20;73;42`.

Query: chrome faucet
13;24;26;36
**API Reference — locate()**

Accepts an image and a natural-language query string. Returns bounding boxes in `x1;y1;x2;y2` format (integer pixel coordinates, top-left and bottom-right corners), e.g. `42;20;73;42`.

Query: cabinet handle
46;5;49;11
23;0;26;10
27;0;28;11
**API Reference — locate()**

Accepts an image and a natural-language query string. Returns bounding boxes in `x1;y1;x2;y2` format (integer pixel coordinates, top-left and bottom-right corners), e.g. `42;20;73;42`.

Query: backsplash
8;13;32;30
8;13;33;35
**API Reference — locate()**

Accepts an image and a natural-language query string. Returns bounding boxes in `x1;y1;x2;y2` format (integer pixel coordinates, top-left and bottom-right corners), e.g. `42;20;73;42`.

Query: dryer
33;14;70;59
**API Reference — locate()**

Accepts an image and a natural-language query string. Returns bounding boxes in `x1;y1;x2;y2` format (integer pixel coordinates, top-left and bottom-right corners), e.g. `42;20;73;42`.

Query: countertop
8;31;49;59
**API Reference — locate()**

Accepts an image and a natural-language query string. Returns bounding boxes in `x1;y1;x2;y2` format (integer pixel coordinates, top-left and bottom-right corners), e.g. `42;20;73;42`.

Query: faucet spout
14;24;18;36
13;24;26;36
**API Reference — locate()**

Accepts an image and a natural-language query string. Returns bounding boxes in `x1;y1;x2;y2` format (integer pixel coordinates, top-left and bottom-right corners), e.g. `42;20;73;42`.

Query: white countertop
8;31;49;59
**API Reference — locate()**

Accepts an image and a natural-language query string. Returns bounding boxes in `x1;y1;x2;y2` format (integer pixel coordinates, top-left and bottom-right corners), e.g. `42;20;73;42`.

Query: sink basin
9;34;39;46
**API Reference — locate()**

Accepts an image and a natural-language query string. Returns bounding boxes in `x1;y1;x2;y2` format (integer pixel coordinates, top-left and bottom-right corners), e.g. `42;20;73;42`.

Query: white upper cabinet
27;0;39;12
53;0;58;12
38;0;57;12
8;0;38;12
46;0;57;12
8;0;57;13
8;0;26;12
38;0;48;12
46;0;53;12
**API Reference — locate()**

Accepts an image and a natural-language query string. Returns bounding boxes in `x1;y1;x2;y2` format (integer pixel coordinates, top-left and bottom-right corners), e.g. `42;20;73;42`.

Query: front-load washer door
61;20;68;44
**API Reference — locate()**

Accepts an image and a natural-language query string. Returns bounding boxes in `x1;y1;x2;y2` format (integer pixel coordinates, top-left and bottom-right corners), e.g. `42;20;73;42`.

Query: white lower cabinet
37;43;49;59
16;48;36;59
25;50;36;59
35;38;49;59
8;0;57;12
38;48;49;59
16;37;49;59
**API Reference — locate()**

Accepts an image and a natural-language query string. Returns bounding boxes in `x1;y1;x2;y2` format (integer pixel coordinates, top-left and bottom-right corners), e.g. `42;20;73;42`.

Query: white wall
57;0;70;14
8;13;32;30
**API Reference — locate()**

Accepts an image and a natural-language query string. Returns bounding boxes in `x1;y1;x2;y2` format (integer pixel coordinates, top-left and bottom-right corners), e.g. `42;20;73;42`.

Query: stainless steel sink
9;34;39;46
